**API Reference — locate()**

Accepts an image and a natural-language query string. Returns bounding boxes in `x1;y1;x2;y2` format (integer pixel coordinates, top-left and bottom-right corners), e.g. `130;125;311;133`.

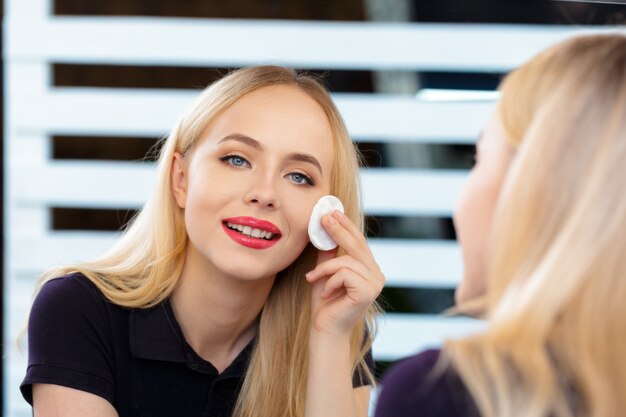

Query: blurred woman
375;33;626;417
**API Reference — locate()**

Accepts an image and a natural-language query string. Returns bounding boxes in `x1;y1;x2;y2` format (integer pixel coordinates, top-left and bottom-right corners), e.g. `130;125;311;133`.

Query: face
454;110;514;304
171;85;335;282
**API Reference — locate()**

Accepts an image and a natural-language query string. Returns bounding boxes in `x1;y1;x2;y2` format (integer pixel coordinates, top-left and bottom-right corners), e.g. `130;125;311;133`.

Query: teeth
226;222;276;240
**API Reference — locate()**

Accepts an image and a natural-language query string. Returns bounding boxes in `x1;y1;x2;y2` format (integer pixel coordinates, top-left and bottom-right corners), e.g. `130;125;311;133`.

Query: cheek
455;173;500;260
455;169;502;238
292;202;315;239
187;168;236;203
285;193;322;241
454;176;491;302
455;169;505;274
454;175;482;243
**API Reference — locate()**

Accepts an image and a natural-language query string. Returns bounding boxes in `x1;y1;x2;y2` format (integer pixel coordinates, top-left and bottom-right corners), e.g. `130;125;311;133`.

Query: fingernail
305;271;314;280
327;214;337;225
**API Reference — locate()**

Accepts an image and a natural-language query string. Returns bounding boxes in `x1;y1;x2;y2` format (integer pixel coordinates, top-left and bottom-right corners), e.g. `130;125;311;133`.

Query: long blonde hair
36;66;378;417
446;33;626;417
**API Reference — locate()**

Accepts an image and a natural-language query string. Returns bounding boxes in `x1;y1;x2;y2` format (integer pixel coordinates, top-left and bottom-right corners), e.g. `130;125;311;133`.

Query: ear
171;152;188;209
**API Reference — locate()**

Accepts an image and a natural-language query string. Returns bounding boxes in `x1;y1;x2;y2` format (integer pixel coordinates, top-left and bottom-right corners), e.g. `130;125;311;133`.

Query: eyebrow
287;153;323;176
218;133;262;149
218;133;324;176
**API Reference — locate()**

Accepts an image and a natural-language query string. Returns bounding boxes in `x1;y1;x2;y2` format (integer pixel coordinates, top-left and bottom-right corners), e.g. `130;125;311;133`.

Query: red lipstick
222;217;282;250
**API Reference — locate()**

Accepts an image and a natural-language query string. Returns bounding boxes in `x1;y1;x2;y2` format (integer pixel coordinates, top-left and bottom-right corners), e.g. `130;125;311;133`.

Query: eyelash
219;154;315;187
219;154;250;168
288;172;315;186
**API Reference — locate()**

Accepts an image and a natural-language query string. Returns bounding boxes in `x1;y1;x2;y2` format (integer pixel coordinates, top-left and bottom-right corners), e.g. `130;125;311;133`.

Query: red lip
222;217;282;250
223;217;282;235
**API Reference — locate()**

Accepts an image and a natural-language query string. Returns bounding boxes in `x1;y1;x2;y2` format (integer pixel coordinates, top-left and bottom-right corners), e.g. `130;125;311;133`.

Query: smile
222;217;282;250
225;222;276;240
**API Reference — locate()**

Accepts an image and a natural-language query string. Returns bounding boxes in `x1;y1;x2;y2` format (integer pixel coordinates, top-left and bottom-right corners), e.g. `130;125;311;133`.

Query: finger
321;270;349;299
321;268;381;303
306;249;338;282
321;212;374;266
306;255;370;283
320;268;354;299
332;210;366;241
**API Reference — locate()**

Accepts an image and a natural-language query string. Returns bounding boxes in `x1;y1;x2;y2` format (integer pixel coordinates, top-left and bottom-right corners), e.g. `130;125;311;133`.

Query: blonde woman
21;66;384;417
375;33;626;417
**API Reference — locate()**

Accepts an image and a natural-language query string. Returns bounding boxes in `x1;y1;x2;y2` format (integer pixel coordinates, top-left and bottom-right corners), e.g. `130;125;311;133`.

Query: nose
245;176;279;210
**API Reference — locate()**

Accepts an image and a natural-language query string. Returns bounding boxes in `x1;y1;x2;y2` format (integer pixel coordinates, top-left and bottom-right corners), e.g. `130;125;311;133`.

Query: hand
305;210;385;337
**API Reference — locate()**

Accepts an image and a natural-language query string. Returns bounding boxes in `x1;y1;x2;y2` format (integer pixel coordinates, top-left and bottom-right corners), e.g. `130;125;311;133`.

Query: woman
375;33;626;417
21;66;385;417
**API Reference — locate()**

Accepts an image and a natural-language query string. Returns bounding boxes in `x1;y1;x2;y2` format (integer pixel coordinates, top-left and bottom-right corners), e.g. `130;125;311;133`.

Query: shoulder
28;272;120;348
378;349;445;403
31;272;110;317
382;348;443;386
37;272;105;301
375;349;478;417
23;273;125;406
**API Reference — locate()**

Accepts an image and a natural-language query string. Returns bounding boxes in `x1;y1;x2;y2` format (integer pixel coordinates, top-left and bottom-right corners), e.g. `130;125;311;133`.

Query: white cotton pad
308;195;345;251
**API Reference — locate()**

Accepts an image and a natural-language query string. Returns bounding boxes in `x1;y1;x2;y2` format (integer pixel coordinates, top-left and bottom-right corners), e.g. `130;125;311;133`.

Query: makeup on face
222;216;282;250
308;195;344;251
177;85;335;281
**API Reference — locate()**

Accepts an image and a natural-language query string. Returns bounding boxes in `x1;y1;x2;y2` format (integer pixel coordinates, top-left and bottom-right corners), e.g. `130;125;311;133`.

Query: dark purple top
375;349;480;417
22;273;374;417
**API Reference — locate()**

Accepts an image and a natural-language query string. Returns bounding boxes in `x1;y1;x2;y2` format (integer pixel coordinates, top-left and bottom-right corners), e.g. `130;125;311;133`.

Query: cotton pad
308;195;344;251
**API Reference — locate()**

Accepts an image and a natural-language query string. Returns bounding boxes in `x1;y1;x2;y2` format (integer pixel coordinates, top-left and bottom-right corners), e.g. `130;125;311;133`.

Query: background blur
3;0;625;416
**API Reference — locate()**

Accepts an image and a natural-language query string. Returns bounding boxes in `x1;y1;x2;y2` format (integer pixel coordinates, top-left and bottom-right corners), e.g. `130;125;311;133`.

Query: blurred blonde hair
37;66;378;417
446;33;626;417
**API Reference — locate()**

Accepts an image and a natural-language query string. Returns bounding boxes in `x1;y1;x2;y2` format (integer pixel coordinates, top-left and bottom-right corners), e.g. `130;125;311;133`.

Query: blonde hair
446;33;626;417
36;66;378;417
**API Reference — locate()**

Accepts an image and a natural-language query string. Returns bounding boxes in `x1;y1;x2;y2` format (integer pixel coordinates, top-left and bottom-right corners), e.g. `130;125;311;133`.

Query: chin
223;266;275;282
455;272;486;305
454;285;466;305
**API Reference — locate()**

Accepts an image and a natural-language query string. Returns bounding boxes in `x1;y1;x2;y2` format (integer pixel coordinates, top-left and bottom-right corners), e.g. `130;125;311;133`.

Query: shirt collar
129;299;255;377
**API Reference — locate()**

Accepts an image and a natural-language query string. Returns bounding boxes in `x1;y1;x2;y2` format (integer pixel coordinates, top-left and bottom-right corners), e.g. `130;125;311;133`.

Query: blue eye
220;154;250;168
230;156;246;167
288;172;314;186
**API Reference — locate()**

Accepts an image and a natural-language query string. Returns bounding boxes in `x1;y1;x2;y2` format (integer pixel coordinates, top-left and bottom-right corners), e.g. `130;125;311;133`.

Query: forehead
200;85;335;159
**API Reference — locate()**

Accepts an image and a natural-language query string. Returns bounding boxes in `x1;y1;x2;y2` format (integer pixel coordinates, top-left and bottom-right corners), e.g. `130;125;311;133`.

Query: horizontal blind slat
7;18;615;70
373;313;485;360
10;87;494;141
370;239;461;287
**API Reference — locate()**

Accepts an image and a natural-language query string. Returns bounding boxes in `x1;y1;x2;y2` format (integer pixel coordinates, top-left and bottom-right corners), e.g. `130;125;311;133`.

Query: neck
170;246;275;372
